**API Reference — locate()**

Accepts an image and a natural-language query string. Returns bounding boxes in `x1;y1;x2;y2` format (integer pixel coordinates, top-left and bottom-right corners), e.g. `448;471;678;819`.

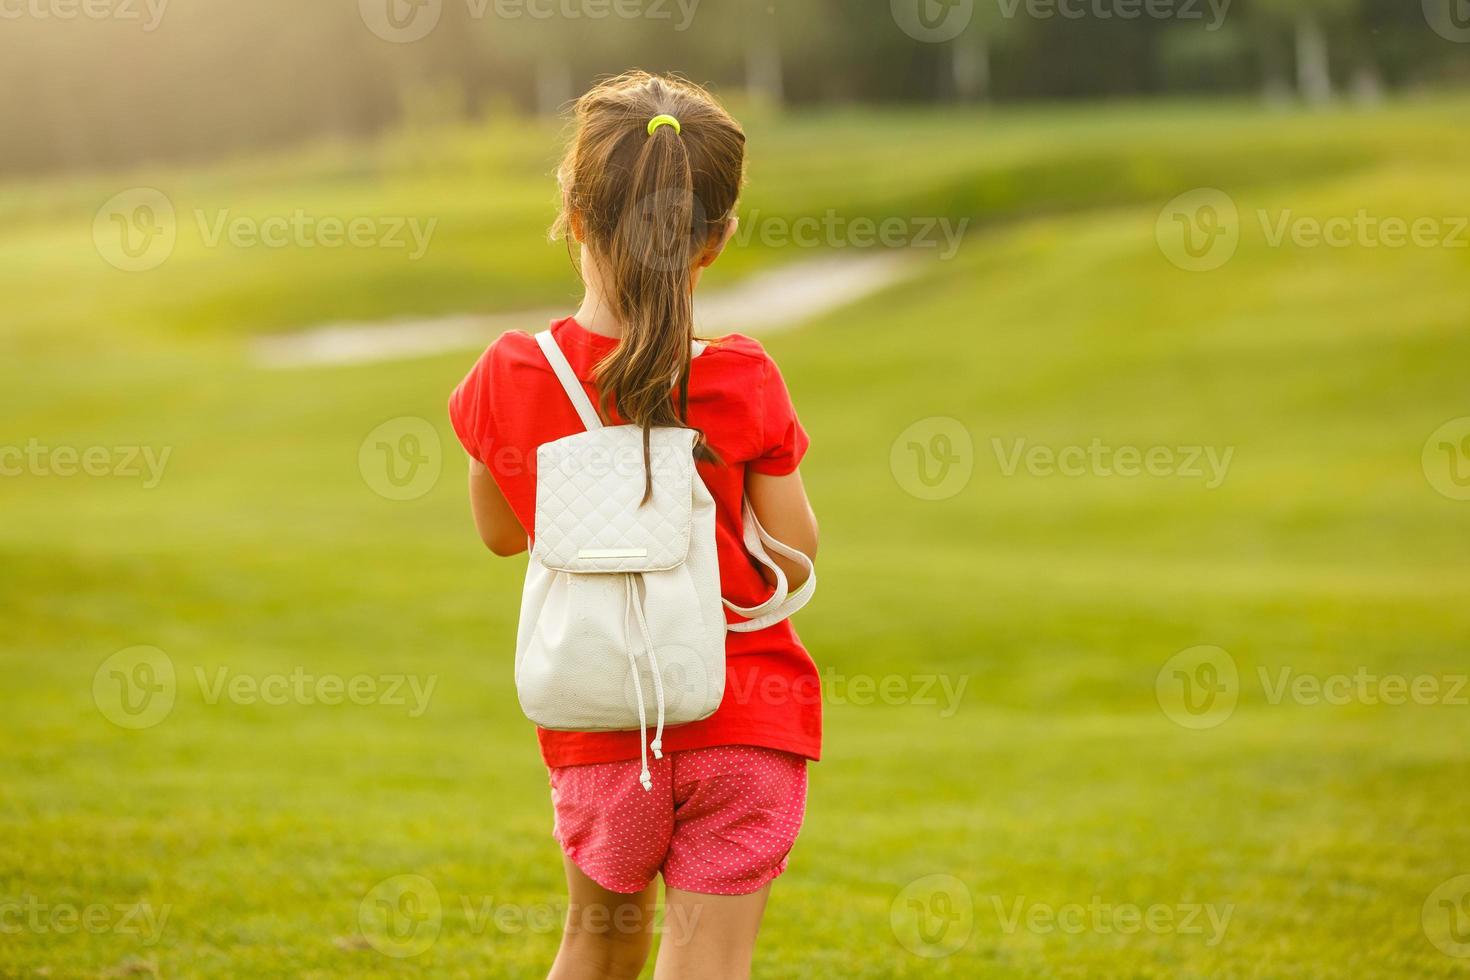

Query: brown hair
552;71;746;495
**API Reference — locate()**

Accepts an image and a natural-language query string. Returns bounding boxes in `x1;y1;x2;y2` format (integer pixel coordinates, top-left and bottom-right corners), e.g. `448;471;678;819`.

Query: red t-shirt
448;316;821;768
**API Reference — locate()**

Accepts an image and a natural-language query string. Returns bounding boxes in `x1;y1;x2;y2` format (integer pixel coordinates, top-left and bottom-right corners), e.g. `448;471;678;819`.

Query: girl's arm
746;468;819;589
468;457;528;556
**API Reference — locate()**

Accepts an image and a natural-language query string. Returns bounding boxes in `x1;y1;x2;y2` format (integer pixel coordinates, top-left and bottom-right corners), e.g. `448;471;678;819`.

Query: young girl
448;72;820;979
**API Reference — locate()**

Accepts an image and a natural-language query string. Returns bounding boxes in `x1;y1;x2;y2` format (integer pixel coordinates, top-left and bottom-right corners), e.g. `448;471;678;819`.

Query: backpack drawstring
624;573;666;791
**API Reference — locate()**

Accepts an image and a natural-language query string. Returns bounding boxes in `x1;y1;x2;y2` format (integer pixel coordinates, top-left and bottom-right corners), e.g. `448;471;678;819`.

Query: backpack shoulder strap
724;499;816;633
535;329;602;431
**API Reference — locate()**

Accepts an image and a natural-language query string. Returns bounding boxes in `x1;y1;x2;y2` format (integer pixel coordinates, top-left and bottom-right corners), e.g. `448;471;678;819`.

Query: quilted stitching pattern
533;425;695;573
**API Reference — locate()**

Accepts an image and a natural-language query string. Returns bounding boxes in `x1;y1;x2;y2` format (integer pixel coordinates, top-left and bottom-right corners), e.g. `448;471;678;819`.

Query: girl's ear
568;207;587;244
697;217;739;269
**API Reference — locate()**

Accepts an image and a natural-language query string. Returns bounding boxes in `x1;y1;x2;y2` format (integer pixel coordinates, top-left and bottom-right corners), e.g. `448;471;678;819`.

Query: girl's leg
652;884;771;980
549;856;658;980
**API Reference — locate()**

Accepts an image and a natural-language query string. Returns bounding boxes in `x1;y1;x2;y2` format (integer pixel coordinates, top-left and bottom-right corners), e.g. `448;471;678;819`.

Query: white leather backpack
516;329;815;789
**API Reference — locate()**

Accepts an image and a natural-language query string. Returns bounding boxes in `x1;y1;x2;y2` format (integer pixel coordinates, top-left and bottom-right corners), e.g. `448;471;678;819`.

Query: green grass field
3;98;1470;978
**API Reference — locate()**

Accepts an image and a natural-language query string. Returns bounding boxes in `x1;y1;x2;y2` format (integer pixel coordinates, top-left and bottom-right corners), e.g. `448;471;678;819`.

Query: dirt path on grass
251;252;914;369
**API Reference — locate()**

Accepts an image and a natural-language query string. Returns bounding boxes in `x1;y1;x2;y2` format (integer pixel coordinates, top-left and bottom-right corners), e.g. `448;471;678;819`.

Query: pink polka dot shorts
548;745;808;896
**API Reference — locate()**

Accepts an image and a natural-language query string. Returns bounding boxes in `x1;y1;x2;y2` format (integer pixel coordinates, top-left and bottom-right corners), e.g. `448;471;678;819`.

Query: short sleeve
748;355;809;475
448;342;498;464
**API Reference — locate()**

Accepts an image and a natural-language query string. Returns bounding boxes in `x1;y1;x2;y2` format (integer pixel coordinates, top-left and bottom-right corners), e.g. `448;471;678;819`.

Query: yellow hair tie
646;114;681;136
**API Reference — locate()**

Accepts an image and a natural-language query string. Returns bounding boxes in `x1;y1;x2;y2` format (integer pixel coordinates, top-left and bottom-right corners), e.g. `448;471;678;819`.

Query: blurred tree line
1;0;1465;176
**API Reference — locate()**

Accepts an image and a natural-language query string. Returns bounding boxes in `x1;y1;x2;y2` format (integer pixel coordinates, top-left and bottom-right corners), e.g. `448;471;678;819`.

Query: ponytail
596;115;698;487
552;73;746;499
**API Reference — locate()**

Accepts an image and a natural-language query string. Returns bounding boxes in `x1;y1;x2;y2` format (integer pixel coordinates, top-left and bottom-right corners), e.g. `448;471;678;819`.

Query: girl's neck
573;289;623;339
571;247;704;339
573;251;624;338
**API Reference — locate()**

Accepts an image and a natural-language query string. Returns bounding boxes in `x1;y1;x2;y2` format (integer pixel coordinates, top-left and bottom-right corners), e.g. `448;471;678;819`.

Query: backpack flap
533;424;696;574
